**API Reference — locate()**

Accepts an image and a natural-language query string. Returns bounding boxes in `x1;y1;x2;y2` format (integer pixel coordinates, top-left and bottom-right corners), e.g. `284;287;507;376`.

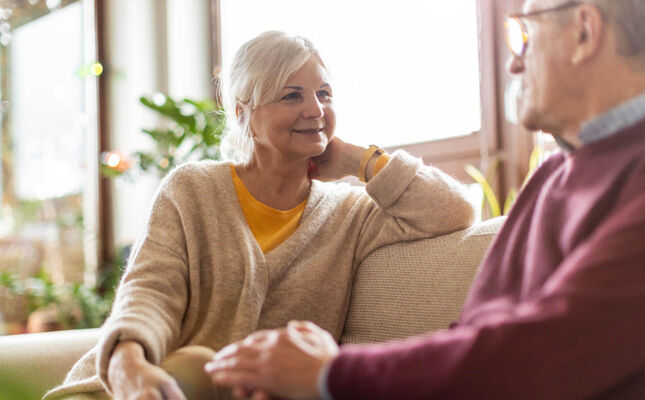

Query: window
213;0;537;214
219;0;481;147
0;0;100;284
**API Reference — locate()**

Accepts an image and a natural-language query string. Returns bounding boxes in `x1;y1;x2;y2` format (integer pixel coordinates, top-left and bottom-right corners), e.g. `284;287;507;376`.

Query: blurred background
0;0;555;335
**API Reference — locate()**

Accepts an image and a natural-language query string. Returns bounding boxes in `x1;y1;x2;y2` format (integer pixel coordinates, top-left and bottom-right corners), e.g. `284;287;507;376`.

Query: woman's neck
234;155;311;210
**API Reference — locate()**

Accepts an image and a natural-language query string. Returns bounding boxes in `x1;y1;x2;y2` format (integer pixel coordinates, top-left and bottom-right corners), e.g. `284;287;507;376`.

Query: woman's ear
236;103;255;138
236;103;250;128
571;4;605;66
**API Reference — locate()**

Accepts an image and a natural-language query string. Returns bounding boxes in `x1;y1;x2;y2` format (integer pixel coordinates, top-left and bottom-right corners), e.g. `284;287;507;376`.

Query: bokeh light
90;62;103;76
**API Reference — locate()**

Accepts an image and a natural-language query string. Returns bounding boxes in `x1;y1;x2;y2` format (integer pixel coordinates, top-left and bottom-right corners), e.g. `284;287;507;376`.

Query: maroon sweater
327;119;645;399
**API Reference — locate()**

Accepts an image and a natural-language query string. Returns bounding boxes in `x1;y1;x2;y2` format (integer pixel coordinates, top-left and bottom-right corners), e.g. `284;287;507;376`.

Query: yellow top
230;154;390;253
231;165;307;253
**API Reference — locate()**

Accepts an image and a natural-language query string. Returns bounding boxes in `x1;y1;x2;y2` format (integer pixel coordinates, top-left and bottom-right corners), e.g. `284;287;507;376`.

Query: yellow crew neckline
230;165;308;215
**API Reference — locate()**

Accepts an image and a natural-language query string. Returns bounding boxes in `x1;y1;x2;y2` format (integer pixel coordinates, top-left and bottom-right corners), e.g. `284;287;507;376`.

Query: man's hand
108;340;187;400
205;321;340;400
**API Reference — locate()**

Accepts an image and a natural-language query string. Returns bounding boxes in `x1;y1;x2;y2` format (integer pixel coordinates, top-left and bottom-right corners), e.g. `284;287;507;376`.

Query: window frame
0;0;107;274
96;0;112;270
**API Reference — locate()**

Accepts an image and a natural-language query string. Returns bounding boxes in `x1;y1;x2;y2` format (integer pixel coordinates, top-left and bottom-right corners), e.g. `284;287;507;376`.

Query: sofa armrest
0;328;100;399
341;216;505;345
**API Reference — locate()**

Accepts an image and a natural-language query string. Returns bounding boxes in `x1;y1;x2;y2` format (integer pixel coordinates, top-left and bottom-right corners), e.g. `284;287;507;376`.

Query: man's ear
571;4;605;65
236;104;244;119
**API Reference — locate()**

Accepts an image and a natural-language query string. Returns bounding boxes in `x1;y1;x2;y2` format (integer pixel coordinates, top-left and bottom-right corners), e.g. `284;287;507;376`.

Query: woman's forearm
108;340;148;385
337;143;383;181
111;340;147;363
312;138;385;182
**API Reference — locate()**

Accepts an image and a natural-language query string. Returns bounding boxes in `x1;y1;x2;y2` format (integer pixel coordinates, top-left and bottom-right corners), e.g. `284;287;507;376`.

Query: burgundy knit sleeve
327;195;645;399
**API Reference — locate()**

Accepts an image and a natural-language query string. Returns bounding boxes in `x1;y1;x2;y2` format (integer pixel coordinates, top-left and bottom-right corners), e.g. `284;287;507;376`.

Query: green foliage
0;269;108;329
465;163;502;217
466;146;544;219
0;249;126;330
12;200;41;226
101;94;226;177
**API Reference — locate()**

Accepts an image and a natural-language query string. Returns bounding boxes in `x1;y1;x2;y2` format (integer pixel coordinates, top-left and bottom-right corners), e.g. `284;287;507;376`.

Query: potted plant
101;93;226;177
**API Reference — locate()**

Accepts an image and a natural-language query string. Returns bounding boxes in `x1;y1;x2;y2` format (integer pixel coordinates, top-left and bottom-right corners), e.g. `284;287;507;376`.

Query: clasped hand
205;321;340;400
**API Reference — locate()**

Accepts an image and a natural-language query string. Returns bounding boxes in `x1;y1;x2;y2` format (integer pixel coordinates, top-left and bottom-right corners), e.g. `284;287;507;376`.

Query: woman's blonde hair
219;31;325;164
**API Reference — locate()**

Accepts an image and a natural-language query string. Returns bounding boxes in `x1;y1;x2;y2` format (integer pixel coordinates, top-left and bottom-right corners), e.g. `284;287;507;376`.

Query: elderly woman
45;31;473;400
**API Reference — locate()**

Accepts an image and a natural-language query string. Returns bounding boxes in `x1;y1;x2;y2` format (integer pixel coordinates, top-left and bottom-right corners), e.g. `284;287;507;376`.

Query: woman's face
249;57;335;163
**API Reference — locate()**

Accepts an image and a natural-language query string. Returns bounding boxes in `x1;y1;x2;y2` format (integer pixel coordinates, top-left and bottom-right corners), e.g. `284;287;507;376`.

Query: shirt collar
579;92;645;145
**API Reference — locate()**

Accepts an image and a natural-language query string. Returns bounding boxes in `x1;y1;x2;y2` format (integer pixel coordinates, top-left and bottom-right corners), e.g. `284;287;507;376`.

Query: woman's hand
205;321;340;400
309;137;367;182
108;340;187;400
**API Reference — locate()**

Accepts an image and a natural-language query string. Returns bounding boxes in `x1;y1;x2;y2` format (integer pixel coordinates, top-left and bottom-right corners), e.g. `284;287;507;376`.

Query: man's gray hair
587;0;645;62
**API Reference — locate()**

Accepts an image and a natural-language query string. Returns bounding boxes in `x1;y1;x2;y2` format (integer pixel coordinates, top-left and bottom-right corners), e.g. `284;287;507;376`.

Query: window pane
0;1;90;289
220;0;481;147
12;4;84;200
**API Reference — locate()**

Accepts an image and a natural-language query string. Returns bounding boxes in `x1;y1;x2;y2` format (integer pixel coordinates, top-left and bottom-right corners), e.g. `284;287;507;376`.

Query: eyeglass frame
505;1;584;58
508;0;583;20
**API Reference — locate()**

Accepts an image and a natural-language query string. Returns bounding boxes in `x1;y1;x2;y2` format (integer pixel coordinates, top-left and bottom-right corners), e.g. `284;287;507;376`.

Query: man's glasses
505;1;583;58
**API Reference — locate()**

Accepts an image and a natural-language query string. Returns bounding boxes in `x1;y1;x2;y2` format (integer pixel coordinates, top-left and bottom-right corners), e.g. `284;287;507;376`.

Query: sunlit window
220;0;481;147
0;0;94;291
12;3;84;200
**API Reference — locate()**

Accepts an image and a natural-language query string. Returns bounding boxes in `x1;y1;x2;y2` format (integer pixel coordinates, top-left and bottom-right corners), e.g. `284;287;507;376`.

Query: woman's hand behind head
309;137;366;182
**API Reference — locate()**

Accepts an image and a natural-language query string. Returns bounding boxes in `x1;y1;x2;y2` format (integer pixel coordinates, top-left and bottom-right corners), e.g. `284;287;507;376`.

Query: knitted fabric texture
44;151;474;400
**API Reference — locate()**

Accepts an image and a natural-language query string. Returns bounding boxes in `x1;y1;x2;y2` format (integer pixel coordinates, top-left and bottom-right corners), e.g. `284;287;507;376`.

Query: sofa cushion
341;216;504;345
0;328;101;399
0;219;504;399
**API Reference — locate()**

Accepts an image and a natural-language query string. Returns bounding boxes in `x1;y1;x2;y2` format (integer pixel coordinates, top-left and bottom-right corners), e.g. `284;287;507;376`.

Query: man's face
509;0;576;133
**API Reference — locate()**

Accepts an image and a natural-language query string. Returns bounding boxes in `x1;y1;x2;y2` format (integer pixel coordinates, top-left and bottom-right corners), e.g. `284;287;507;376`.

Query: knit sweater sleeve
327;193;645;399
355;150;475;262
95;170;190;392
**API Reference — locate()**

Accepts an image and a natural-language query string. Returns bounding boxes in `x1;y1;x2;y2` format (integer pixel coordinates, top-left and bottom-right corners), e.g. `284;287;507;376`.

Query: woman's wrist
107;341;148;390
363;153;380;182
316;139;386;181
341;145;385;179
357;145;386;182
109;341;147;372
340;143;367;178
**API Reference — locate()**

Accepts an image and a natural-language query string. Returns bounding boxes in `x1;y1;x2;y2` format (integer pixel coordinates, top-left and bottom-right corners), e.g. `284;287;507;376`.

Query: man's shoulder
520;150;567;189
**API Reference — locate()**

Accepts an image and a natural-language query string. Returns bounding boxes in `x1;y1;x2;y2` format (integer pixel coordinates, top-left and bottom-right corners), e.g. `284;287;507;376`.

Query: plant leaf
465;164;501;217
523;145;544;186
503;187;518;215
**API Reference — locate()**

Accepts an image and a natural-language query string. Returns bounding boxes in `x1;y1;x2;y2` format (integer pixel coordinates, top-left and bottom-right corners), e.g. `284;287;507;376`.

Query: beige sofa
0;217;504;400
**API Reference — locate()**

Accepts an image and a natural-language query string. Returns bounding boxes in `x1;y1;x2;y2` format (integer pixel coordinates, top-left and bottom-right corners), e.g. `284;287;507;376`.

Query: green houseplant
101;93;226;177
74;93;225;330
466;146;545;219
0;248;126;333
0;94;225;335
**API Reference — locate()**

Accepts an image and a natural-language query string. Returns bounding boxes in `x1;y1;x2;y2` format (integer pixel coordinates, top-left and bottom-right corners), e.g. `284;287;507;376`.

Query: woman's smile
291;127;325;134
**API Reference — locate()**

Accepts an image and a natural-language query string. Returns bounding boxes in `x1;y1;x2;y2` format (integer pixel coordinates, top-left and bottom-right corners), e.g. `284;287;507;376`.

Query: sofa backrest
341;216;505;345
0;218;505;399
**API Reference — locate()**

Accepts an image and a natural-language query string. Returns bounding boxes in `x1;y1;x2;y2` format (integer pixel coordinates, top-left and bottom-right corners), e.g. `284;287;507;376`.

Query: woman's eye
317;90;332;99
281;92;301;101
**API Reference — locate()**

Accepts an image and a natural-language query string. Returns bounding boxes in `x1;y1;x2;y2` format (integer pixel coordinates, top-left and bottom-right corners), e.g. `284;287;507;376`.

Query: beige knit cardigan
44;151;474;399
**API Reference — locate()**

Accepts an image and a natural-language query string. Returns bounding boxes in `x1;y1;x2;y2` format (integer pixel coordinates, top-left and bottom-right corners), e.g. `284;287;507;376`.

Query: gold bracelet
358;145;384;183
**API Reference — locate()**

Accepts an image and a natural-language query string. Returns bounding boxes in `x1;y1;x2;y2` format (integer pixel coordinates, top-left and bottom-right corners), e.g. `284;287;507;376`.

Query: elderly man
206;0;645;398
